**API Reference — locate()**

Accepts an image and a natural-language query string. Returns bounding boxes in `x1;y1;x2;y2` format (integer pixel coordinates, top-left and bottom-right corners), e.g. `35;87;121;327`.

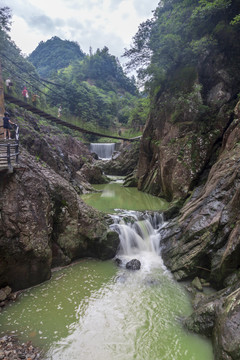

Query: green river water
0;181;214;360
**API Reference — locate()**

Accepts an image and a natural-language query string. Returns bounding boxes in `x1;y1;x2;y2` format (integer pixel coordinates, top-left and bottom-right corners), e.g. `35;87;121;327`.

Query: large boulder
184;281;240;360
126;259;141;270
0;149;119;291
79;163;109;184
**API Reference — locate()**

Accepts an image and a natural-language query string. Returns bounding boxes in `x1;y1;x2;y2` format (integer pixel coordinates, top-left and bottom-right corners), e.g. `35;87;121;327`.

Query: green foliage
230;14;240;25
42;46;140;130
124;0;240;97
129;97;150;130
0;6;11;32
190;36;218;55
1;9;149;139
0;12;43;103
191;0;232;19
28;36;85;77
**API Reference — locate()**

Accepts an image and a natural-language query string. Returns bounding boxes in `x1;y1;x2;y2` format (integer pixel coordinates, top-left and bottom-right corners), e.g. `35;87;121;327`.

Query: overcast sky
3;0;159;63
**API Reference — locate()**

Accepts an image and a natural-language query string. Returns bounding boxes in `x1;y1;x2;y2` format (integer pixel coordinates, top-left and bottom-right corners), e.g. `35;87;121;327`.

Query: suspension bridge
0;52;141;172
4;93;136;142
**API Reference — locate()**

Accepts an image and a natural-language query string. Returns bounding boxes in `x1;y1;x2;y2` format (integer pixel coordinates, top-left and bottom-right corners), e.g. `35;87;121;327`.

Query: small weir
0;184;213;360
90;142;116;159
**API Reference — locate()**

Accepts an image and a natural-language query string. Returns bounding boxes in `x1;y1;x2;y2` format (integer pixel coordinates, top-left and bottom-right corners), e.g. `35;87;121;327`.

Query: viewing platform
0;138;20;173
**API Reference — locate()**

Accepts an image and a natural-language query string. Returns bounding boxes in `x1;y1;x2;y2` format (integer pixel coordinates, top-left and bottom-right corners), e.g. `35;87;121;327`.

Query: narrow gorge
1;1;240;359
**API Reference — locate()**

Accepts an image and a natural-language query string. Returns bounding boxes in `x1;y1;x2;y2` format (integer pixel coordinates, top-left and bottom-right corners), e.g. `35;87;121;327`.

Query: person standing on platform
3;112;14;140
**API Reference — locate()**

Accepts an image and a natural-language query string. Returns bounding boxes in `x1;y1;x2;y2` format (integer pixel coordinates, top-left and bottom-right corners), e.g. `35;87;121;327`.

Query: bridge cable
1;52;70;103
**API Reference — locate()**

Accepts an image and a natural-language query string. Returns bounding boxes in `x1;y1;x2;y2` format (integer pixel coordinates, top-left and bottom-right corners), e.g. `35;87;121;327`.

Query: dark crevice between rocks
50;195;71;267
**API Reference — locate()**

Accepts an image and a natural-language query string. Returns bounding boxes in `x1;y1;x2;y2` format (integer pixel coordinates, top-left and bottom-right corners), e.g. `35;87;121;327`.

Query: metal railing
0;124;20;172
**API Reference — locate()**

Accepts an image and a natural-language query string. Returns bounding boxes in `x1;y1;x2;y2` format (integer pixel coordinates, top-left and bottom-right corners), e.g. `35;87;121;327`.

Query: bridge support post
0;59;5;140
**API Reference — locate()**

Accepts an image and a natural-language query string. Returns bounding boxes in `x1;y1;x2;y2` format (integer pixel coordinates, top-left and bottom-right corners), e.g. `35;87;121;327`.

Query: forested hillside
125;0;240;97
1;21;149;138
27;37;148;134
28;36;85;78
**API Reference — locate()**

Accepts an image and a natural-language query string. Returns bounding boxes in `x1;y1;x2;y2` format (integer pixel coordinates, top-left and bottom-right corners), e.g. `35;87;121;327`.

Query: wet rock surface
78;163;109;184
0;335;42;360
0;110;120;292
158;117;240;359
99;142;140;176
137;50;240;201
160;120;240;288
0;286;17;309
184;281;240;360
126;259;141;270
19;111;94;191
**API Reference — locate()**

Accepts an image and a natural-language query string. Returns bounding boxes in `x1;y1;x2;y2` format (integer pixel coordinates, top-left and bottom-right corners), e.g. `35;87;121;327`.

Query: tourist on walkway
22;86;29;102
5;78;13;92
58;105;62;118
3;112;15;140
32;93;39;107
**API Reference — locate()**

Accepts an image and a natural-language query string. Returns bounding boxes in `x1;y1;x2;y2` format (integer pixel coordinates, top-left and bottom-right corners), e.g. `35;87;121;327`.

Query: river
0;180;213;360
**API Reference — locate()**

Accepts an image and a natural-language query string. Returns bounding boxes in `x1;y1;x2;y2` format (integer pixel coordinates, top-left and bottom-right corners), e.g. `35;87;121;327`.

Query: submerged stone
114;258;123;266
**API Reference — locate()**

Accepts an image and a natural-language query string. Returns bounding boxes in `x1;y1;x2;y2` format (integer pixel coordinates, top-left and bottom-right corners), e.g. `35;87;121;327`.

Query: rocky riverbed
0;335;42;360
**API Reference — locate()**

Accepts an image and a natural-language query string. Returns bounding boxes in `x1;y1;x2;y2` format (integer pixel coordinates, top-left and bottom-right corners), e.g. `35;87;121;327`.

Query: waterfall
111;211;166;269
90;143;116;159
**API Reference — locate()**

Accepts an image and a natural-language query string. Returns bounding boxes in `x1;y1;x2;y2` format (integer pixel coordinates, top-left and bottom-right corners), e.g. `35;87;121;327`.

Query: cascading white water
111;211;166;270
90;143;116;159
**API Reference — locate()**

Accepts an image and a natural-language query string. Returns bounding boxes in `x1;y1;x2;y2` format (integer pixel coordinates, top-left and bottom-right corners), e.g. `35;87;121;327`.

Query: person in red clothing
22;86;29;102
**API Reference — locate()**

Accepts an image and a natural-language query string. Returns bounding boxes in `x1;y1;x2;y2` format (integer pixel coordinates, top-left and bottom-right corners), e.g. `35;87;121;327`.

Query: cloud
6;0;159;61
109;0;125;11
27;15;58;33
133;0;158;17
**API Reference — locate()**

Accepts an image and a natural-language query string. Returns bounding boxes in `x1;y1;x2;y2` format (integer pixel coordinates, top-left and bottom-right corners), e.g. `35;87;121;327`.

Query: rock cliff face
19;112;96;194
160;116;240;285
0;110;119;291
137;51;240;201
136;46;240;358
157;115;240;359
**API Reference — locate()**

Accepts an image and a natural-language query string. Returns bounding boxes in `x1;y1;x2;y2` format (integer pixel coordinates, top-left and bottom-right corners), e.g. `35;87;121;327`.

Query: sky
3;0;159;63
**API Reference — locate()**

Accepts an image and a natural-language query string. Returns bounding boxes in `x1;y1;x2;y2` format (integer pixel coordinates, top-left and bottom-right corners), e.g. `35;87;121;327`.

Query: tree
0;7;11;32
124;0;240;94
28;37;86;77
